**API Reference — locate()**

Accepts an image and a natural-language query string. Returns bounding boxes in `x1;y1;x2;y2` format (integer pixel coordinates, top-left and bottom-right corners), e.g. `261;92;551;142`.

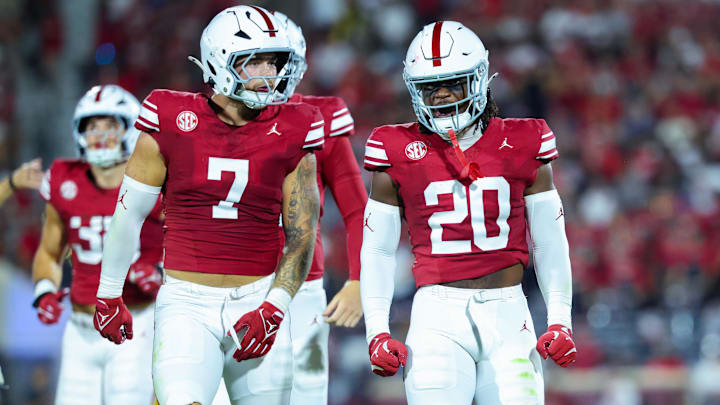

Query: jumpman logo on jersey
520;320;531;333
364;213;374;232
499;137;513;150
118;190;128;210
267;122;281;136
556;207;564;221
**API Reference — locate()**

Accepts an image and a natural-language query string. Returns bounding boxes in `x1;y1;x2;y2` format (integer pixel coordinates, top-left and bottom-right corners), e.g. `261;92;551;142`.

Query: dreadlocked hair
479;88;500;131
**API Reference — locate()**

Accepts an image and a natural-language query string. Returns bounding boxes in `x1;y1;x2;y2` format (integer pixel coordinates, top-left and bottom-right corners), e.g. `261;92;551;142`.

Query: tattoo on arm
274;154;320;296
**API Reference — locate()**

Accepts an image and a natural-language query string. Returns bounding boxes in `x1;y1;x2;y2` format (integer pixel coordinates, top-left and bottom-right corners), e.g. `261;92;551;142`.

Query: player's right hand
94;297;133;344
35;288;69;325
368;333;407;377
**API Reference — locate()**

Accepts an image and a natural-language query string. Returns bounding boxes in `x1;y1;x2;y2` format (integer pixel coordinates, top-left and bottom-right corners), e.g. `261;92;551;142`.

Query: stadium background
2;0;720;404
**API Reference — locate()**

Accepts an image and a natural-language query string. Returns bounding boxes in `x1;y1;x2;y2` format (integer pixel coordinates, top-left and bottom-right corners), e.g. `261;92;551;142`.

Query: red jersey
288;93;367;281
39;159;163;306
135;90;325;276
364;118;559;287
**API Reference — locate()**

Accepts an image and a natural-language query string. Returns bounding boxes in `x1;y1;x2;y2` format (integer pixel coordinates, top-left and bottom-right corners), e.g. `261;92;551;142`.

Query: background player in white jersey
360;22;577;404
31;84;163;405
93;6;324;405
272;12;367;405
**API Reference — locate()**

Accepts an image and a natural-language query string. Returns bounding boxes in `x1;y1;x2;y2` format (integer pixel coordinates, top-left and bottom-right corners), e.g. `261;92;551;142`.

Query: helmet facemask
284;52;307;98
225;49;295;109
404;59;489;136
75;116;131;168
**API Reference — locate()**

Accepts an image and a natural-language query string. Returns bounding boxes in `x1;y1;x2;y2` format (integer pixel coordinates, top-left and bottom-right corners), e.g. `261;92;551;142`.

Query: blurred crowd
2;0;720;404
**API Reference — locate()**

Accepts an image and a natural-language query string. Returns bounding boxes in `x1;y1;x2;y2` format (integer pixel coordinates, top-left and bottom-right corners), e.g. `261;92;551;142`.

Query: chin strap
448;129;481;181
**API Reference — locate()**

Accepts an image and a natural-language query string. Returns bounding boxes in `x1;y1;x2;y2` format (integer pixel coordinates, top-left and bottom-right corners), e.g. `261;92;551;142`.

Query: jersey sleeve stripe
142;100;158;112
365;145;389;161
304;126;324;142
367;139;384;147
139;107;159;125
537;149;558;160
310;120;325;128
364;158;391;167
333;107;349;117
541;131;554;139
538;137;556;154
304;138;325;149
330;113;354;131
39;170;51;200
136;116;160;132
330;122;354;137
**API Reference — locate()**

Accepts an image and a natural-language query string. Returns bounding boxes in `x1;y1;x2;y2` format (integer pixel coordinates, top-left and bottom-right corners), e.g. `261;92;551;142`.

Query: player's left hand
536;324;577;367
323;280;363;327
231;301;285;361
368;333;407;377
129;262;162;295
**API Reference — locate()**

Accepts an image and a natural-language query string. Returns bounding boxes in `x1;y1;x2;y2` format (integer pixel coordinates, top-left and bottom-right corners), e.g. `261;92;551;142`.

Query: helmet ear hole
207;61;217;76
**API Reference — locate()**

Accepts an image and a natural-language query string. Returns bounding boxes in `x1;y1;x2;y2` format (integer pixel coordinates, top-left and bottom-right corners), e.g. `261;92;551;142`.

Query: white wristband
266;287;292;314
34;279;58;300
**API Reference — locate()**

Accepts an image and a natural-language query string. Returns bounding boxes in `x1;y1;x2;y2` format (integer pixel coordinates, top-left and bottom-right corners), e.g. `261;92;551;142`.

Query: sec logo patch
176;111;198;132
60;180;78;200
405;141;427;160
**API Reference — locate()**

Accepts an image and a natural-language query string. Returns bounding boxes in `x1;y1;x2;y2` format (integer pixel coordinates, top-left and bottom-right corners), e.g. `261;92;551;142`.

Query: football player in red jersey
271;12;367;405
360;21;577;404
31;84;163;405
93;6;324;405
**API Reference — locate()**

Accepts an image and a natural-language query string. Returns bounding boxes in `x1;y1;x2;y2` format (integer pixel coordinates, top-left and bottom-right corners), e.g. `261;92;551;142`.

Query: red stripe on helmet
432;22;443;67
95;86;103;102
250;6;276;37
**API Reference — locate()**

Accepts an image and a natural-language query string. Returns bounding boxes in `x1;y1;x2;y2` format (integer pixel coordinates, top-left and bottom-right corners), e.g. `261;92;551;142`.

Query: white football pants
288;278;330;404
211;278;329;405
404;284;544;405
152;274;293;405
55;305;155;405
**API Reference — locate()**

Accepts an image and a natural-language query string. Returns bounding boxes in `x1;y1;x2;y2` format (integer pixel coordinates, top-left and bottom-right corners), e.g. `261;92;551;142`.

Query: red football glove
94;297;133;345
129;262;162;295
368;333;408;377
230;301;284;362
536;324;577;367
35;288;70;325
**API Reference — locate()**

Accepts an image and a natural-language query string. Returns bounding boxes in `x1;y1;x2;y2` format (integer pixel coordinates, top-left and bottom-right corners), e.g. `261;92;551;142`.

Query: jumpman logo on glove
368;333;407;377
231;301;284;362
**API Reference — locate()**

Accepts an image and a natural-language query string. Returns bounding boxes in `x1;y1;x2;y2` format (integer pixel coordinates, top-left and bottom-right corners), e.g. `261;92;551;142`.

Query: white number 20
424;177;510;254
207;157;249;219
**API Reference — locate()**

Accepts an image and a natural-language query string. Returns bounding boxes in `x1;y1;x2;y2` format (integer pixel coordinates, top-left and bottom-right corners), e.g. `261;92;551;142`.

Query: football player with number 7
93;5;324;405
361;21;577;404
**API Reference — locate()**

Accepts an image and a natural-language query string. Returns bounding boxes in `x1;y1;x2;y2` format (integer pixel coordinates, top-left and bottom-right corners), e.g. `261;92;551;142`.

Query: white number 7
207;157;249;219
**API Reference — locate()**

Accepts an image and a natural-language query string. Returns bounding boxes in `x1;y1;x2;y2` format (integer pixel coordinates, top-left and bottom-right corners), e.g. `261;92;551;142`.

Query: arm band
525;189;573;329
97;175;160;298
360;199;401;343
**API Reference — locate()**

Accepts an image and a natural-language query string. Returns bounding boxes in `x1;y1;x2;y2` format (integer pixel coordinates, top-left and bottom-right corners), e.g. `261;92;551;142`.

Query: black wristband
7;174;17;191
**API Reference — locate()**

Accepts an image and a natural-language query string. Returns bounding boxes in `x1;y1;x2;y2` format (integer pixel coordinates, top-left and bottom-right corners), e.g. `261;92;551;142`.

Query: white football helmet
273;11;307;97
188;5;295;109
403;21;492;135
72;85;140;168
